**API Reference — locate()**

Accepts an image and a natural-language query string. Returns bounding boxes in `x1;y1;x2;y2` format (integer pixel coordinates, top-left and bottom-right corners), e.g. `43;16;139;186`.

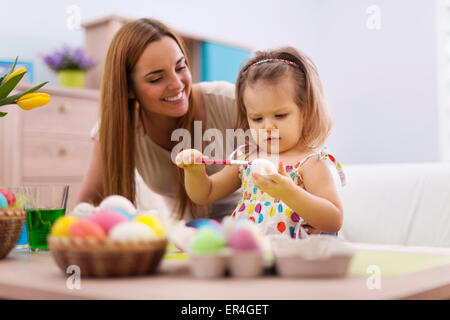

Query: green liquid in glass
26;208;65;251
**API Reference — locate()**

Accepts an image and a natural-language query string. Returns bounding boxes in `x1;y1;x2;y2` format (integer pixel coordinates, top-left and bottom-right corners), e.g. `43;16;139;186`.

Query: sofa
337;162;450;248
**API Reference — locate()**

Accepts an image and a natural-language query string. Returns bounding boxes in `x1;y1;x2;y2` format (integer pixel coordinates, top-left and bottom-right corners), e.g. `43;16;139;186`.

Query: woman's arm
76;141;103;206
253;159;343;233
176;149;241;205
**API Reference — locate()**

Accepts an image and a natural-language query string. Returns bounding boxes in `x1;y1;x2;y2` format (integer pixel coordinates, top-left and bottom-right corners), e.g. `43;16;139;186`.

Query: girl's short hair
235;47;332;149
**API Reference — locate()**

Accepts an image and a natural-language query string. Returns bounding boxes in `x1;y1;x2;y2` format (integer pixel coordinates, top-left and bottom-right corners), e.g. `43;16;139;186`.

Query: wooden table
0;243;449;300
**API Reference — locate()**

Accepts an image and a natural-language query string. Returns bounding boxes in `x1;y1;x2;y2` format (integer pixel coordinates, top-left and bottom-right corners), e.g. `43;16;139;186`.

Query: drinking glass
23;185;69;252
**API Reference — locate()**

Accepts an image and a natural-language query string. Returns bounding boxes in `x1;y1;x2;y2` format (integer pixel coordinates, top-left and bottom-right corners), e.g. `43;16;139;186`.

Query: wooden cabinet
0;84;100;210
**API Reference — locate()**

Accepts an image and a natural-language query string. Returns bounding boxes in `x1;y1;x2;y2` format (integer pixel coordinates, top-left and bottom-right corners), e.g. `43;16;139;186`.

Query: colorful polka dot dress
231;148;346;239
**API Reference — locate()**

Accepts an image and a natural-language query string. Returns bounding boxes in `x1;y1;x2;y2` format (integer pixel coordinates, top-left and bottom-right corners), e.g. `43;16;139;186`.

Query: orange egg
67;220;106;240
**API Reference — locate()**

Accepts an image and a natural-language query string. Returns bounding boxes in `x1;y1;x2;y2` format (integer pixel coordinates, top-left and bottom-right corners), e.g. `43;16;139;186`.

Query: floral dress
231;148;346;239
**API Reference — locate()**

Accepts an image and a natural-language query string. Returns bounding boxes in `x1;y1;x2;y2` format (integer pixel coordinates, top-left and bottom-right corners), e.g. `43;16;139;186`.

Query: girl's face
243;75;304;154
131;36;192;119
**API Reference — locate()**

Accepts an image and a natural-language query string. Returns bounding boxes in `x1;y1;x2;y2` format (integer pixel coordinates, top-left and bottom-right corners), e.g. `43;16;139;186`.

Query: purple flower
42;45;95;71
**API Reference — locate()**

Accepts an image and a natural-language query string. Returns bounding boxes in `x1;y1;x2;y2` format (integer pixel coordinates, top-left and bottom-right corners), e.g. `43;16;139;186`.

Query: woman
77;18;240;221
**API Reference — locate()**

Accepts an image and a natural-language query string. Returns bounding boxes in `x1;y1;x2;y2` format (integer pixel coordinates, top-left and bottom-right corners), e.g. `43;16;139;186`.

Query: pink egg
88;210;129;234
228;228;261;251
67;220;106;240
0;189;16;206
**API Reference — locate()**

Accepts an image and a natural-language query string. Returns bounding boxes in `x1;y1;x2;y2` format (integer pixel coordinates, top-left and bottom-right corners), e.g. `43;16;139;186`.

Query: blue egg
186;218;222;231
109;207;133;220
0;193;8;208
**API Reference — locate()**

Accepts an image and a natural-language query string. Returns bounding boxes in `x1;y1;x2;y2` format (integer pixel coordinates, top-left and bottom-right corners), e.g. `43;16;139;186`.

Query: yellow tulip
5;67;26;82
16;93;51;110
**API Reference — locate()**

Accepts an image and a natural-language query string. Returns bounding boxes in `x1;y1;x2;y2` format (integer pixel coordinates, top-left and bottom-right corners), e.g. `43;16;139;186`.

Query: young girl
176;47;345;238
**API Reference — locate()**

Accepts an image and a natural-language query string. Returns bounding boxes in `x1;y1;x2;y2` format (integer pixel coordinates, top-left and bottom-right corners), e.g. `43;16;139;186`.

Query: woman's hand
175;149;206;173
252;161;295;200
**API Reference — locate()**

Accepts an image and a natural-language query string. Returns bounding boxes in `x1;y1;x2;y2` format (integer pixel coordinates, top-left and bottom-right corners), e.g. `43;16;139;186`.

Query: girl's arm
176;149;241;205
253;159;343;233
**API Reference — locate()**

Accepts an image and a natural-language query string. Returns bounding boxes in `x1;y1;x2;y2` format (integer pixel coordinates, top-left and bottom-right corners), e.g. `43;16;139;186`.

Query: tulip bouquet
0;57;50;117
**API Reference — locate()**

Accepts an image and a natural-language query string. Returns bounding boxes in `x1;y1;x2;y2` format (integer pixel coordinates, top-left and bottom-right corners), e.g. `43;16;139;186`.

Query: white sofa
337;162;450;248
136;163;450;248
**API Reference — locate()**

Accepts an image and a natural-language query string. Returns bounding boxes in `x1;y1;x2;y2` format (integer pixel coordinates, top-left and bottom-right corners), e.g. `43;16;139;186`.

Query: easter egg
135;214;165;236
70;202;96;218
109;207;133;220
228;227;261;251
0;193;7;208
186;218;222;231
88;210;129;234
99;195;137;216
0;189;16;206
251;158;277;176
190;228;225;254
67;220;106;240
109;221;157;242
51;216;80;237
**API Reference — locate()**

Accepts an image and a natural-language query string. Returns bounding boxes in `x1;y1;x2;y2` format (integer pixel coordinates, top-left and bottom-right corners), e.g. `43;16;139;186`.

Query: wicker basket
48;236;167;277
0;209;26;259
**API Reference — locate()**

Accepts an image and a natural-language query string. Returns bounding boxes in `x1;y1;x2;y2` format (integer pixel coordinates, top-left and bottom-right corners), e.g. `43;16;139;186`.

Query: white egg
99;195;137;215
109;221;157;242
251;158;277;176
70;202;96;218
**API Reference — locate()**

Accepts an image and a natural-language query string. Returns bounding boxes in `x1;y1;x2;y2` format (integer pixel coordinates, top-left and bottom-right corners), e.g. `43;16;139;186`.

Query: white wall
0;0;441;164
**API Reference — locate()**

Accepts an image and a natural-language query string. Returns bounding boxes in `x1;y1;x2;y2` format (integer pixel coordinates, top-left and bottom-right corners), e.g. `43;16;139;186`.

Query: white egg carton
269;235;355;277
188;248;265;279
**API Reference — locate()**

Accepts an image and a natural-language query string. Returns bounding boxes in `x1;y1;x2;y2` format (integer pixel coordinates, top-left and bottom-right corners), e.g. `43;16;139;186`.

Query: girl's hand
175;149;207;173
252;161;295;200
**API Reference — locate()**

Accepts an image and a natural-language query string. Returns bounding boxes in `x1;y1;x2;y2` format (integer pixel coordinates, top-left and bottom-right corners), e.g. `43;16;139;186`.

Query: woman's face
131;36;192;119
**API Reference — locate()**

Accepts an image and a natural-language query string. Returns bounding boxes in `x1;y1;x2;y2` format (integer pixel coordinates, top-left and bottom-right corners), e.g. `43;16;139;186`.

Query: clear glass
22;185;69;252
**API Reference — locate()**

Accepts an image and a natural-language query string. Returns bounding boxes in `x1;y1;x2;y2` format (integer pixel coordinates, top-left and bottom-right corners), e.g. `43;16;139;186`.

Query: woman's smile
162;90;185;103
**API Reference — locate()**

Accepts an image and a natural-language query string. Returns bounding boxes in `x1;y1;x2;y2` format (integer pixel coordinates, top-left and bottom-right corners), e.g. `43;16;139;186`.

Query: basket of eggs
48;195;168;277
0;188;26;260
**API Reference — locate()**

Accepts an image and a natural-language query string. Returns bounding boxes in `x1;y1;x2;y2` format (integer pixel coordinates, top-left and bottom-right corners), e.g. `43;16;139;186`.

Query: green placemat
348;250;450;277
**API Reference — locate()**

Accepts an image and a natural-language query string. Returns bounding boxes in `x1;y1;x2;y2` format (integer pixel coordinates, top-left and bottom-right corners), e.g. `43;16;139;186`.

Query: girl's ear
128;90;136;99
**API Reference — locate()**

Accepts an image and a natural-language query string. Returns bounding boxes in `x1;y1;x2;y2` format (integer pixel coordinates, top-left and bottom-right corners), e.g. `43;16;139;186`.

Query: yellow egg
135;214;165;236
51;216;80;237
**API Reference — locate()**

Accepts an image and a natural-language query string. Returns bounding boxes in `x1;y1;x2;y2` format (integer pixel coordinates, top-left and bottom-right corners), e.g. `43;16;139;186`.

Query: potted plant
0;57;50;117
43;46;94;88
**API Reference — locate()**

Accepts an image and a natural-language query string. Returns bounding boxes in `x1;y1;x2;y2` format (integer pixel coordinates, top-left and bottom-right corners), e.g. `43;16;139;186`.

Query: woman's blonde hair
235;47;332;149
99;18;201;219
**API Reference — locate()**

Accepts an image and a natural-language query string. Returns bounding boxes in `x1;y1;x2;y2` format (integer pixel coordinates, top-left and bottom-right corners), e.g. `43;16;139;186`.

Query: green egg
190;228;225;254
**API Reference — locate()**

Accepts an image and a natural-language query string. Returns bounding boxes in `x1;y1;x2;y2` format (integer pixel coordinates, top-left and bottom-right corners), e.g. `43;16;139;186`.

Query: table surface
0;242;449;300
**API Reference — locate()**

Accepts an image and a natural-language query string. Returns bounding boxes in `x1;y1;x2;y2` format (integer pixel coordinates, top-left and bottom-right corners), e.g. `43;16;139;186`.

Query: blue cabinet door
201;42;250;83
0;60;34;83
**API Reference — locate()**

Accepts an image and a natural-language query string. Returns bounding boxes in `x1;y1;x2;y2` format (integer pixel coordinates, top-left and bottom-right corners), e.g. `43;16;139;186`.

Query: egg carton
189;248;266;278
269;235;355;277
